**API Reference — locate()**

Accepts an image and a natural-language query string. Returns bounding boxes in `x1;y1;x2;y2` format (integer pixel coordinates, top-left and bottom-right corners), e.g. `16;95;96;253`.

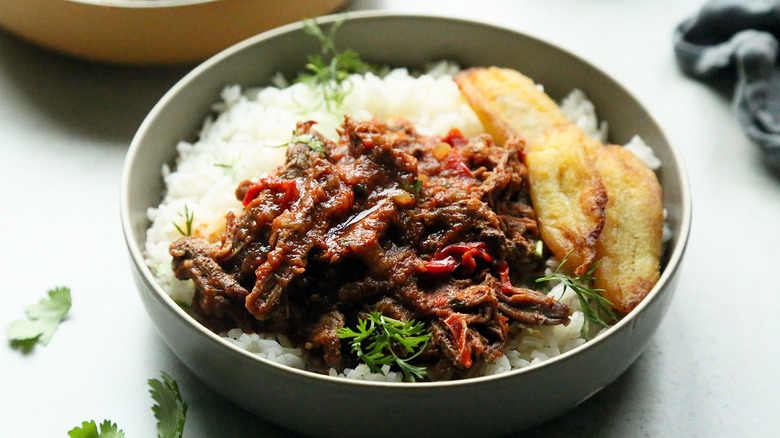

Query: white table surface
2;0;778;436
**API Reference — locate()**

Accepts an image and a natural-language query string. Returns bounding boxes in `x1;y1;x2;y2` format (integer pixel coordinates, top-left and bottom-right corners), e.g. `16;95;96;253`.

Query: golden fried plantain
593;144;663;313
525;124;607;275
454;66;663;312
453;67;570;146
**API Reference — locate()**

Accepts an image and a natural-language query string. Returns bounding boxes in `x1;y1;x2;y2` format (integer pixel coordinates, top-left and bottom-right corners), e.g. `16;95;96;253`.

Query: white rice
144;62;659;381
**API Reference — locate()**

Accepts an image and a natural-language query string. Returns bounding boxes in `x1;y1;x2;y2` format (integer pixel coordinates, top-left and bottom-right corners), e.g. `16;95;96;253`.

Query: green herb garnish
536;256;615;336
68;372;187;438
296;17;372;111
149;372;188;438
68;420;125;438
299;133;326;156
337;311;432;382
214;153;242;179
172;204;194;237
268;131;327;156
351;182;368;196
533;240;544;258
213;163;236;181
7;286;71;349
403;179;423;197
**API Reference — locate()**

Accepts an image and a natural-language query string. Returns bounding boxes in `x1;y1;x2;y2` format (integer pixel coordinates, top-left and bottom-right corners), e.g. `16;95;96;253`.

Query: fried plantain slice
453;66;571;146
593;144;663;313
525;124;607;275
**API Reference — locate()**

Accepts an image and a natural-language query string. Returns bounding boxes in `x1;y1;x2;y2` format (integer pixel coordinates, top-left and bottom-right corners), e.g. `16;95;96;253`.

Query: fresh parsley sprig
295;17;372;111
337;311;432;382
536;256;616;337
6;286;71;349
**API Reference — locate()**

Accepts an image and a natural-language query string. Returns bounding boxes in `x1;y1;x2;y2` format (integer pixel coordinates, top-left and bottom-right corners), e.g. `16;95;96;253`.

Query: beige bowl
121;12;692;438
0;0;348;65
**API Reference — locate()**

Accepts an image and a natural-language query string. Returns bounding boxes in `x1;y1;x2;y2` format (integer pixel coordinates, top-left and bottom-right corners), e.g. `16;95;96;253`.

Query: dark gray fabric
674;0;780;171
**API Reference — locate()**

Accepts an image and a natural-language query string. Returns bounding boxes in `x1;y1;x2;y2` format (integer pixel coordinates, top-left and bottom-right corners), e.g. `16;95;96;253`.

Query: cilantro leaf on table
67;373;188;438
67;420;126;438
149;372;188;438
6;286;71;348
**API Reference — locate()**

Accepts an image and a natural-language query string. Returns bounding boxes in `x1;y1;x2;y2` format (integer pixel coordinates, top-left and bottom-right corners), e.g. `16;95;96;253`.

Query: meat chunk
169;116;571;378
170;237;252;332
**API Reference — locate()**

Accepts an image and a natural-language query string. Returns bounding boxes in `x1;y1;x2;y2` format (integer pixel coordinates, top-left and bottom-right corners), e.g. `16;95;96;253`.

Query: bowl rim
66;0;219;8
120;10;693;389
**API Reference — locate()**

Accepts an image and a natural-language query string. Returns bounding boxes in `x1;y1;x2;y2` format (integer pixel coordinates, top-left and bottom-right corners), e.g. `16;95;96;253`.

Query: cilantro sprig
149;372;188;438
68;420;126;438
337;311;432;382
536;256;616;336
295;17;372;111
68;372;187;438
7;286;71;349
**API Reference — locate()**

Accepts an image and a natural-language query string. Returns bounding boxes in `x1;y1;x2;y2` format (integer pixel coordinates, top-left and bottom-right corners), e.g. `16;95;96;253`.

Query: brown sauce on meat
170;116;570;378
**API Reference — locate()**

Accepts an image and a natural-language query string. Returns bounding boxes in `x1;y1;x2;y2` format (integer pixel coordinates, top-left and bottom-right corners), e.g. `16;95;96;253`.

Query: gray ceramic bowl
121;12;691;438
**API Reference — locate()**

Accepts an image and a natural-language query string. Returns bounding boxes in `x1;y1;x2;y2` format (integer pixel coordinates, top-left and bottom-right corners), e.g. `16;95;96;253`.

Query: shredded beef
170;116;571;378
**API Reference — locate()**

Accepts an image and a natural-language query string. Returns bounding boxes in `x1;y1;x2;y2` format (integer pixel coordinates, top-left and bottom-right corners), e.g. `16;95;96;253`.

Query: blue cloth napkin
674;0;780;171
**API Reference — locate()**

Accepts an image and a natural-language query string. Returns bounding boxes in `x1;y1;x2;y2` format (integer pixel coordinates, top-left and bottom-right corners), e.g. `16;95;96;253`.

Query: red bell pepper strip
438;128;473;178
497;262;514;294
442;128;468;148
422;256;460;274
444;313;472;369
443;149;473;178
423;242;492;276
242;185;262;207
242;175;298;208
